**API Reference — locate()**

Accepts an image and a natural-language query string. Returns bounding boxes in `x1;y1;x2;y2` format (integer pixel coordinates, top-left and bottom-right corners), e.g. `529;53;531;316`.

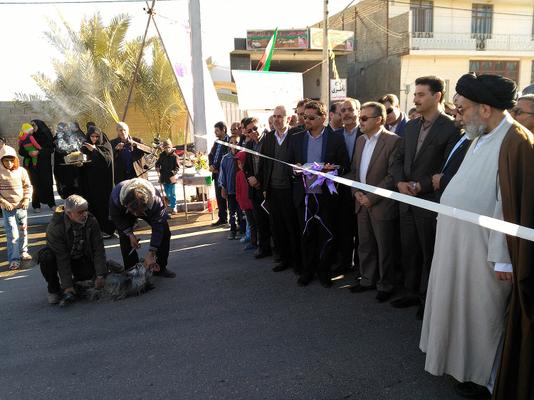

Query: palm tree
17;12;186;142
135;39;187;142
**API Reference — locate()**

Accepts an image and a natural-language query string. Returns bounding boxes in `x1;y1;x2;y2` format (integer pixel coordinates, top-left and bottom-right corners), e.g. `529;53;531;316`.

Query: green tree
17;12;185;142
135;39;186;141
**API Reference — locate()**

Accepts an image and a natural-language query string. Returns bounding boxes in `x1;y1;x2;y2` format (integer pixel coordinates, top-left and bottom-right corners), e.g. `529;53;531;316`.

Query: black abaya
80;128;115;235
19;120;56;208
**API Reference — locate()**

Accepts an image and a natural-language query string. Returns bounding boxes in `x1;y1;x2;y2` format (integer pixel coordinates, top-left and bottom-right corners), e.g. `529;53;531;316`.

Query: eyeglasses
386;108;394;114
359;115;380;122
246;126;258;134
303;115;320;121
511;108;534;117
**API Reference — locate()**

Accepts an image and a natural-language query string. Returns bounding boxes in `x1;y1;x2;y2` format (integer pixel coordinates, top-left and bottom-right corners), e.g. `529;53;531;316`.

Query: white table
180;171;215;222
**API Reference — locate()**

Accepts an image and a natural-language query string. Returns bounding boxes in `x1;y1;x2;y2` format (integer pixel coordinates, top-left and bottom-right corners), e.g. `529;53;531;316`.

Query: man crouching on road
39;195;107;305
109;178;176;279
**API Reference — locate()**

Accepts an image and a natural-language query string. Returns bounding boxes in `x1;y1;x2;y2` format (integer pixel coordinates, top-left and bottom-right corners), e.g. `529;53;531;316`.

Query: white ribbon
211;139;534;242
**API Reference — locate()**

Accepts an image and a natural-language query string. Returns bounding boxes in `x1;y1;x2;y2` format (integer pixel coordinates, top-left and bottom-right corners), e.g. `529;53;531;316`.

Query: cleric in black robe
53;122;85;198
24;119;56;210
80;126;116;237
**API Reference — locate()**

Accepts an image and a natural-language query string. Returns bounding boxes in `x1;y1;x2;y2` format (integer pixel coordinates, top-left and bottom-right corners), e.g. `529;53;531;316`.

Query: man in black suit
258;105;301;273
110;122;151;183
208;121;230;226
432;101;471;200
333;98;363;276
288;98;311;135
378;94;409;138
243;117;272;259
391;76;461;318
432;134;470;200
288;100;350;287
329;101;343;131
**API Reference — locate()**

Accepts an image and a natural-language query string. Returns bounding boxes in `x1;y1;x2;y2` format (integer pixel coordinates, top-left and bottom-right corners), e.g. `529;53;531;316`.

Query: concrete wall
354;0;389;63
303;63;322;100
347;55;402;104
0;102;36;147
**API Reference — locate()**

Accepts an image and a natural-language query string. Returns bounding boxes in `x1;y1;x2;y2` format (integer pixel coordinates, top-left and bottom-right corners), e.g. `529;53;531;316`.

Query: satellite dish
522;84;534;95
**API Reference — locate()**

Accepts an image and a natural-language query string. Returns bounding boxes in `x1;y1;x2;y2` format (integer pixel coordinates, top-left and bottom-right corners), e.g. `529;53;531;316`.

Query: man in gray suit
391;76;461;319
347;102;401;302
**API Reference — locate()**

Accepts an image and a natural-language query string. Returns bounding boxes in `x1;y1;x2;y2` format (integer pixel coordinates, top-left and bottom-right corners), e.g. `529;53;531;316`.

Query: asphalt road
0;218;462;400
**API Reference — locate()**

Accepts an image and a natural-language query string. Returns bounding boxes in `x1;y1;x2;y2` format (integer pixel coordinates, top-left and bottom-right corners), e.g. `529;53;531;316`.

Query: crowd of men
207;74;534;400
1;71;533;399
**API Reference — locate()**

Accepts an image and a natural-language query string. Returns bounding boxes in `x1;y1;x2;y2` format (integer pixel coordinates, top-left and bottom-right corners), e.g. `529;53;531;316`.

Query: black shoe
272;263;289;272
376;291;392;302
211;219;227;227
390;295;421;308
153;269;176;278
416;304;425;320
297;275;313;287
350;283;375;293
454;382;491;399
254;250;272;259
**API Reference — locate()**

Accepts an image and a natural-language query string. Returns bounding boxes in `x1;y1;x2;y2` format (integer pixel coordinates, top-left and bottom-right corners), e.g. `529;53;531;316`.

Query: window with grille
469;60;519;83
472;4;493;39
411;1;433;38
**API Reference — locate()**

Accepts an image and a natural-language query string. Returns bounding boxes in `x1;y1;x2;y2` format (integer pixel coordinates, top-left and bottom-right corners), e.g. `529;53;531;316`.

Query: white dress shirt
359;129;382;184
275;127;289;145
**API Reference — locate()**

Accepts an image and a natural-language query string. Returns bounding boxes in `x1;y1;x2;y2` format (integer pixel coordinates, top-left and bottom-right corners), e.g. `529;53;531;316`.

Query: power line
0;0;181;4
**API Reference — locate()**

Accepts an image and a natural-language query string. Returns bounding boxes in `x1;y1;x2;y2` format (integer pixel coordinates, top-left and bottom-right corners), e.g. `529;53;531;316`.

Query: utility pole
321;0;330;107
189;0;208;152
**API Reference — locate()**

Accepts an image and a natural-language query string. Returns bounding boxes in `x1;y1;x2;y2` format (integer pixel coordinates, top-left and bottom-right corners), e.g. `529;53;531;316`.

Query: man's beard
464;116;486;140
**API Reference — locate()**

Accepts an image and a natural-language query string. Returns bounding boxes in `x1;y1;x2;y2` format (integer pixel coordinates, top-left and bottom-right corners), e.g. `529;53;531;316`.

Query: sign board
330;79;347;100
309;28;355;51
246;29;309;50
231;70;303;111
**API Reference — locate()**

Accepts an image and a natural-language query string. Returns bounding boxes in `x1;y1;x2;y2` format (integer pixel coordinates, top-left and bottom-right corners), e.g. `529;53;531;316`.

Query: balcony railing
410;32;534;52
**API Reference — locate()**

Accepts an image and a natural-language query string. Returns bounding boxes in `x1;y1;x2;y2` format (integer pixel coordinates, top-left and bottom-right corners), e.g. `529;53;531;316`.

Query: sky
0;0;353;100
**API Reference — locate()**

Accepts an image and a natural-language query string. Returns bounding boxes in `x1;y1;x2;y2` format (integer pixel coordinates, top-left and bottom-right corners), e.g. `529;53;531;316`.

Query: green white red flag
257;28;278;71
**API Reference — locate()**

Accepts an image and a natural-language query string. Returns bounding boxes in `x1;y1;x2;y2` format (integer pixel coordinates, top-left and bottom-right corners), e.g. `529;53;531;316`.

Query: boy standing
0;145;33;270
218;136;245;239
155;139;180;214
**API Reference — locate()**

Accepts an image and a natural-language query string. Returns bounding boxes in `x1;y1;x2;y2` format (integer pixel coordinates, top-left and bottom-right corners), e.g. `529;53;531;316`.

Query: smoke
54;122;86;154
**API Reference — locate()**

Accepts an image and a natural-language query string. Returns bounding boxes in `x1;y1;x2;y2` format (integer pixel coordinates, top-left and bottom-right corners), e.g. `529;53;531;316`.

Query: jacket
208;135;229;175
218;152;237;195
46;206;107;289
287;125;350;207
110;136;150;182
348;128;400;220
391;113;460;217
109;179;169;251
156;151;179;184
0;145;32;209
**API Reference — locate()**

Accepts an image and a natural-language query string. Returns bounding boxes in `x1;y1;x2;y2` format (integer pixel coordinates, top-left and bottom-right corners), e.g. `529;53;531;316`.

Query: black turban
456;73;517;110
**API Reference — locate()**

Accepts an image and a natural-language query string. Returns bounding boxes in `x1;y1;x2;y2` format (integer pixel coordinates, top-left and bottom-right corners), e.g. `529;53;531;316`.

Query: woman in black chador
53;122;86;198
18;120;56;211
80;126;116;237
